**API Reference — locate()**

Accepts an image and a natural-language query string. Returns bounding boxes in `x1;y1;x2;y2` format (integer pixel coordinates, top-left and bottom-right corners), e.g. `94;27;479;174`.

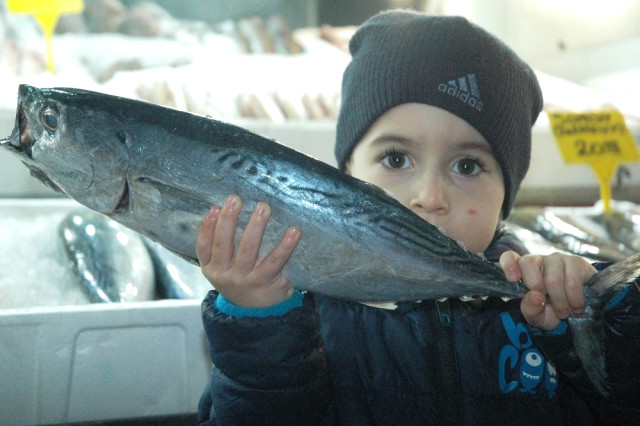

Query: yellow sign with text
547;110;639;211
7;0;84;72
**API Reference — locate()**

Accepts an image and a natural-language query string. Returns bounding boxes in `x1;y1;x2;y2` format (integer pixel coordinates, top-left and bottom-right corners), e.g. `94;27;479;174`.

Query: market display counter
0;299;208;425
0;199;211;425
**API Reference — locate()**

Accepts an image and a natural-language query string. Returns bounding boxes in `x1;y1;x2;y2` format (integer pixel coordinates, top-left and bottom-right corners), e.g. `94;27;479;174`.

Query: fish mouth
18;107;35;153
2;106;35;156
26;164;63;192
109;180;130;216
1;107;63;192
12;107;35;155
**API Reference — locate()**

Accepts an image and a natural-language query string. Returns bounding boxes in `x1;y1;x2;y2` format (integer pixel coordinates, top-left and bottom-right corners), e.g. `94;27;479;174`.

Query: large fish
2;85;639;395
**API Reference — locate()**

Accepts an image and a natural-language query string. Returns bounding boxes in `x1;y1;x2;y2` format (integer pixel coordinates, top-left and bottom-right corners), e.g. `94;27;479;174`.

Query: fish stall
1;1;640;425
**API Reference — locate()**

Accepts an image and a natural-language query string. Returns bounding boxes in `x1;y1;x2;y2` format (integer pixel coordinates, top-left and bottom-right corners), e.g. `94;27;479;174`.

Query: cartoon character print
520;348;544;393
498;312;558;397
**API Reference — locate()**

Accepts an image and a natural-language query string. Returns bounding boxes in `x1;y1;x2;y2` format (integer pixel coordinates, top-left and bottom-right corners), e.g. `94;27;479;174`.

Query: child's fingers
196;205;221;267
520;290;545;325
521;290;560;330
257;226;301;278
518;254;545;292
234;202;271;273
210;194;243;271
499;250;522;282
562;255;593;314
541;254;571;319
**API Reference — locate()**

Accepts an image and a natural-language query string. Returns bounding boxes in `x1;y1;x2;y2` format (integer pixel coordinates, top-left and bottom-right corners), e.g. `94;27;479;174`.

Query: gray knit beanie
335;10;543;218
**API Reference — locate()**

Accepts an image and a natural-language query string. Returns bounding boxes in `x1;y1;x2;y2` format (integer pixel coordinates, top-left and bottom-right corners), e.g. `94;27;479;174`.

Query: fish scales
2;85;640;395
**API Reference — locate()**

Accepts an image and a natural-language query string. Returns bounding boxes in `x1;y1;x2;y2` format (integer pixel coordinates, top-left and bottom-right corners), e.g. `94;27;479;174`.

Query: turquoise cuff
542;286;630;336
606;287;630;311
215;291;304;318
545;320;568;335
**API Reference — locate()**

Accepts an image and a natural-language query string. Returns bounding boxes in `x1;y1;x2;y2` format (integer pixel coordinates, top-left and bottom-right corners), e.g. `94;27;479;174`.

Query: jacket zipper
428;299;463;425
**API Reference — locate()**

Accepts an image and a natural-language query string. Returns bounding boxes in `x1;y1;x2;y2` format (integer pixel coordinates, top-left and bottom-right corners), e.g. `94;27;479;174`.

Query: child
196;10;640;425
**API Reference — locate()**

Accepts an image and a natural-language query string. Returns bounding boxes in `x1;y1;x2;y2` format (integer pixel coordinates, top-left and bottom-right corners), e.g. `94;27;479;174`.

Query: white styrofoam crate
0;300;209;425
0;199;211;425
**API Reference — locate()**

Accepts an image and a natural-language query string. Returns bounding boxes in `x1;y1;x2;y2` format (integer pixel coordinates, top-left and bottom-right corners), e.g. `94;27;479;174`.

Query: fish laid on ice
508;207;635;262
3;85;640;395
592;210;640;253
59;209;155;303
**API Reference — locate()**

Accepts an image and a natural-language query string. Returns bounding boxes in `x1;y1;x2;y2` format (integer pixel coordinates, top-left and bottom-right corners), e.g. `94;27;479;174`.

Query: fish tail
569;315;609;397
587;252;640;296
570;252;640;397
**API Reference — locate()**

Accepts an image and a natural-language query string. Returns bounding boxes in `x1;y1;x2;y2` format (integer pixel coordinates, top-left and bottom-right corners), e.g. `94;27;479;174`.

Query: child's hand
196;194;301;308
499;251;597;331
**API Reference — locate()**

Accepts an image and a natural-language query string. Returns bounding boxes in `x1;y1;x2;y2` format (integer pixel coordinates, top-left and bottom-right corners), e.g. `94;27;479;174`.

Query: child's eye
381;151;412;169
452;158;483;176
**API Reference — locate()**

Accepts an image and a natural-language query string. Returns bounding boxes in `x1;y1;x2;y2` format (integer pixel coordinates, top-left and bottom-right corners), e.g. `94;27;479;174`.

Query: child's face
346;103;505;254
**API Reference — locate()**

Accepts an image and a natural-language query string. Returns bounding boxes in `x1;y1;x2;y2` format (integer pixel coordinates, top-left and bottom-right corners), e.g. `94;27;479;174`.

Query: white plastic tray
0;199;211;425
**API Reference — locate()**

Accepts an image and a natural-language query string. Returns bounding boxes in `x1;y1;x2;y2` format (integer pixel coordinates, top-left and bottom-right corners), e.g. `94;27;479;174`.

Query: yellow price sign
7;0;84;73
547;110;639;212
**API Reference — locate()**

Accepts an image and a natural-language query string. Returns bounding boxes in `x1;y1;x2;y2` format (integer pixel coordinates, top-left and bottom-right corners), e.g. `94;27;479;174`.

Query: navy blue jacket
198;231;640;425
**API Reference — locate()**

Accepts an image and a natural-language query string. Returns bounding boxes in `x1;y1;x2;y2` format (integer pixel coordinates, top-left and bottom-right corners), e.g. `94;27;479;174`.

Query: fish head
1;85;129;214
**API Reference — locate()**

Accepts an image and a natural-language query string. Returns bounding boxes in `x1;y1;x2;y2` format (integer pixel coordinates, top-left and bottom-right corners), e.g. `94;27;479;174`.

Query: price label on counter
548;110;639;211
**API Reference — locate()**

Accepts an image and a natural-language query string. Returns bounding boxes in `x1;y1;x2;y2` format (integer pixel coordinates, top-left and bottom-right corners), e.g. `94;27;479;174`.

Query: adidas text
438;73;483;112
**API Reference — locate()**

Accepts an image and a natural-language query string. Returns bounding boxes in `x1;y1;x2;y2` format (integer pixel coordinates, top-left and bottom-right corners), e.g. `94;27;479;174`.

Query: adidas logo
438;73;483;112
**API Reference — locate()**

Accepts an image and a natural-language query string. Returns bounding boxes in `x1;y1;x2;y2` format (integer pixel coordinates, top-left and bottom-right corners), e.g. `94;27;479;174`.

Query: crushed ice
0;212;90;309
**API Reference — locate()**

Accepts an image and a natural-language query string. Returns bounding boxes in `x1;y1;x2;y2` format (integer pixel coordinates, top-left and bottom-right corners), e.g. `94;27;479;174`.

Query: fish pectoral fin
136;178;212;213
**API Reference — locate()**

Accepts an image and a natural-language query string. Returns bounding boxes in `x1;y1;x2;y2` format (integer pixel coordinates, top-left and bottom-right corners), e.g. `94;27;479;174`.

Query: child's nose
409;174;449;215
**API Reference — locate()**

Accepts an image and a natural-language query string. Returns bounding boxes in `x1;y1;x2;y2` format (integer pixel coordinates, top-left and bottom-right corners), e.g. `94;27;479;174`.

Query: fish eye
40;105;59;131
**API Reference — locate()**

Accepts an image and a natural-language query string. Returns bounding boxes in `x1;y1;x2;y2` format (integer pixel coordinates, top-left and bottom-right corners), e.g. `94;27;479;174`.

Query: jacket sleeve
530;269;640;421
198;290;334;426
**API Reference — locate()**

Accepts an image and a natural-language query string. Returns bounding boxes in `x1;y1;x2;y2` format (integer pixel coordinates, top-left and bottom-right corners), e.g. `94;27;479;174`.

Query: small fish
2;85;639;395
58;209;155;303
592;210;640;253
508;207;634;262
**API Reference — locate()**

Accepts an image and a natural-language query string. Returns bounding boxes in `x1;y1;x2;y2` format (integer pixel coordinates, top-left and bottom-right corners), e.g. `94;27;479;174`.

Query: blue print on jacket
498;312;558;397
